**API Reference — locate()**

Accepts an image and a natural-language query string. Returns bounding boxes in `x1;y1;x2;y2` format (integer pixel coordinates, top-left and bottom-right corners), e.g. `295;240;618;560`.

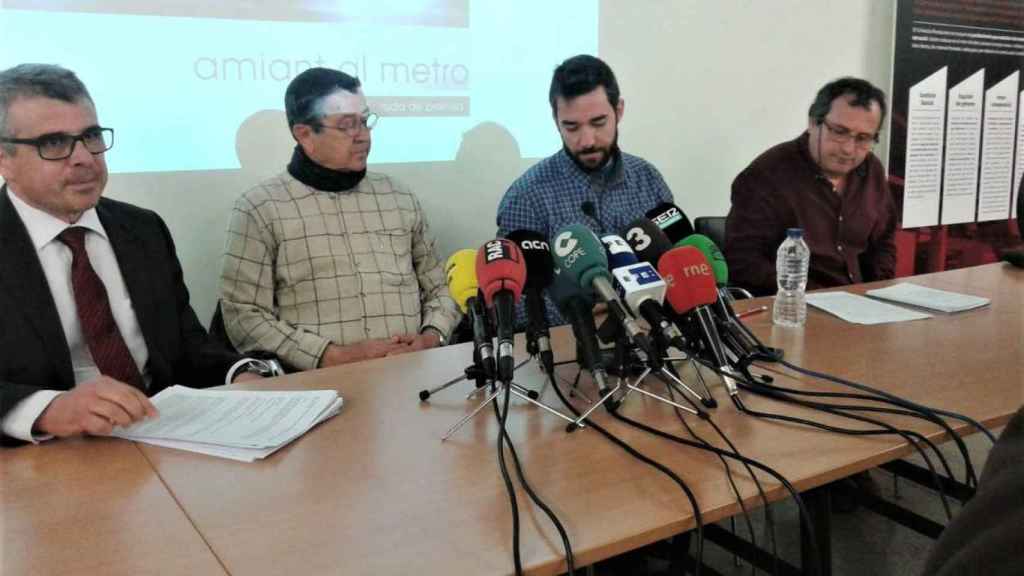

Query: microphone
645;202;695;243
506;230;555;373
600;234;687;352
678;234;782;361
622;217;675;265
550;224;654;358
658;246;740;396
475;239;527;384
445;249;495;381
581;200;607;232
549;267;618;413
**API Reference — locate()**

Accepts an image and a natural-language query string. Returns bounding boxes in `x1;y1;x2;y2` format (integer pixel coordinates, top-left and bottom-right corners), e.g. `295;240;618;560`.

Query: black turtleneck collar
287;145;366;192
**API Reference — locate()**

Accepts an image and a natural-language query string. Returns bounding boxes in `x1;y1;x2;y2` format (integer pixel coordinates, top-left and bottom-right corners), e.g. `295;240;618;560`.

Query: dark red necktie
58;226;144;390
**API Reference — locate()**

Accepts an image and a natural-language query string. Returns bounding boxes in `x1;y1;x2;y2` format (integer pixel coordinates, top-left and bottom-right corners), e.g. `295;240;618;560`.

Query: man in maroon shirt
726;77;897;296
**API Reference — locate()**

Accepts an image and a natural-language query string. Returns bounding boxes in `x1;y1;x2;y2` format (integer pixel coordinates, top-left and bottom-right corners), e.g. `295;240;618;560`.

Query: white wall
97;0;896;325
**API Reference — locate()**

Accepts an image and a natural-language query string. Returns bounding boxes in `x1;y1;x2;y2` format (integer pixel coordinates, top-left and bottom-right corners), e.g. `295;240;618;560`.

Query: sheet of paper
805;292;933;325
114;386;339;448
129;398;344;462
865;283;990;313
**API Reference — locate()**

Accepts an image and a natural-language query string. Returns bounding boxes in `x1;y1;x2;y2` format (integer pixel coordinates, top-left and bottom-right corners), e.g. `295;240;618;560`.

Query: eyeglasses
0;127;114;161
820;119;878;148
314;113;379;137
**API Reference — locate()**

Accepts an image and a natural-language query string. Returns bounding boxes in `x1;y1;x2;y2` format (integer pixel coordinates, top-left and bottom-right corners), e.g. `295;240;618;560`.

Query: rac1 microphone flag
475;239;526;383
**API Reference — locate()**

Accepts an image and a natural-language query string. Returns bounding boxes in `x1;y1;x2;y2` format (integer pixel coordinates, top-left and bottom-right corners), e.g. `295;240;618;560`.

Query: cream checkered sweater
220;170;460;370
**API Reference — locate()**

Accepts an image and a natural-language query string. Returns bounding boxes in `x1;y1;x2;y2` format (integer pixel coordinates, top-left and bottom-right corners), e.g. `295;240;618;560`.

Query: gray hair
0;64;93;153
285;67;361;131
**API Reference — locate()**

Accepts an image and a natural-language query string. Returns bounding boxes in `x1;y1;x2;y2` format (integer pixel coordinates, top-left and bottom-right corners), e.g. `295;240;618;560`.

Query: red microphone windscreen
657;246;718;313
475;238;526;306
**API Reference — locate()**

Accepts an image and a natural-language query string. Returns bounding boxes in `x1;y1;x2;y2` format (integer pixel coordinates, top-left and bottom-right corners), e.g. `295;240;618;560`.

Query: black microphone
645;202;695;243
622;217;675;265
549;268;619;414
1001;250;1024;268
506;230;556;373
581;200;607;232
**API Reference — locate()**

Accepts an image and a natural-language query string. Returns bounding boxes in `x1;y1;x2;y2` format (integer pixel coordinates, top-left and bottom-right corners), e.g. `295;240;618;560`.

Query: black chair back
693;216;727;250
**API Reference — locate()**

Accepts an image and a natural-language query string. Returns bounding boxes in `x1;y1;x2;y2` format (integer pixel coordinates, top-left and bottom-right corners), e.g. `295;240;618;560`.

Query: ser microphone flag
645;202;695;243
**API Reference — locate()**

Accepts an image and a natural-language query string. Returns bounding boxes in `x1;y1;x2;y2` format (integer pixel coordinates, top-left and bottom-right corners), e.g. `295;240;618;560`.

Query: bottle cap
786;228;803;239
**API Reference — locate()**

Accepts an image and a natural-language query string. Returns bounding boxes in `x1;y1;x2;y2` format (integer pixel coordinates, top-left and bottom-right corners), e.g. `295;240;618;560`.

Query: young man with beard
220;68;460;370
496;54;675;325
725;77;897;296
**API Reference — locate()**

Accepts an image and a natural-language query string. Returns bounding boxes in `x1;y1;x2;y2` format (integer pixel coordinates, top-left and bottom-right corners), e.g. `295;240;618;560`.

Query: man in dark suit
0;64;262;446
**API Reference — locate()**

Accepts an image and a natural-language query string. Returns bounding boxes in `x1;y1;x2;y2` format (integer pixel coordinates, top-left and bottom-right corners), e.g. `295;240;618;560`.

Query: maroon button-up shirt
725;133;897;296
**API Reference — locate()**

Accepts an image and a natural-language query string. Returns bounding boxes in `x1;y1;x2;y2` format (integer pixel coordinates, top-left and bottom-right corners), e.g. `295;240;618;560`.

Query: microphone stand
566;317;704;431
440;354;579;441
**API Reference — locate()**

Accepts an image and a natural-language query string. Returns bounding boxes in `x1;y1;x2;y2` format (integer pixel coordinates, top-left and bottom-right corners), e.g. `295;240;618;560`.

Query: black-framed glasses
821;119;878;148
0;127;114;160
315;113;378;137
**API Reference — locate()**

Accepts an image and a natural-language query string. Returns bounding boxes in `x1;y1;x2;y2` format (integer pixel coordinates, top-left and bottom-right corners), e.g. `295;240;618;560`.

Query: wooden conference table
3;263;1021;575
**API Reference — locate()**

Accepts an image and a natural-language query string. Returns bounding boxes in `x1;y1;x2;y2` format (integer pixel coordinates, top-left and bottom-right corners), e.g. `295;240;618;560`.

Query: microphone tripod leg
664;354;717;407
655;366;710;408
510;382;541;400
624;377;700;416
569;381;622;432
509;387;578;426
466;380;496;399
442;386;503;441
419;371;470;401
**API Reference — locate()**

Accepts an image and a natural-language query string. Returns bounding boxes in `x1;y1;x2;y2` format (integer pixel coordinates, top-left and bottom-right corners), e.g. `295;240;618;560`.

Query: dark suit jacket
0;187;241;445
923;406;1024;576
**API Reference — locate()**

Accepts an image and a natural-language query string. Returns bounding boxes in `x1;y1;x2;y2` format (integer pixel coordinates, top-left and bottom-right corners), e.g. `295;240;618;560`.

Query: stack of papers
865;283;990;313
805;292;933;325
113;385;343;462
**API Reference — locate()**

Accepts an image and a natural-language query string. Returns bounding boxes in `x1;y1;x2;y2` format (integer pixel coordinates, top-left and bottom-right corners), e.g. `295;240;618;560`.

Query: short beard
565;133;620;174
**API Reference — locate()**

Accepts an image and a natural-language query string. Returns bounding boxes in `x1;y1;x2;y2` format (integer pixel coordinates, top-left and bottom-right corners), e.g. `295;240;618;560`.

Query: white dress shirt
1;189;149;442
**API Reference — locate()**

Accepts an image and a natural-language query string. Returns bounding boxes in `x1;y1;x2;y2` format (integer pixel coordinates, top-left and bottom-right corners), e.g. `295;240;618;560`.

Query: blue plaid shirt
497;148;674;327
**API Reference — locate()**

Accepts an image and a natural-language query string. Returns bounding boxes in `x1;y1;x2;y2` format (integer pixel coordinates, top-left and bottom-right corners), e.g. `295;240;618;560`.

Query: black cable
776;359;997;445
491;383;523;575
548;369;706;575
733;389;954;520
665;381;774;576
492;383;576;575
755;363;983;488
607;409;823;576
702;410;779;576
683;354;960;518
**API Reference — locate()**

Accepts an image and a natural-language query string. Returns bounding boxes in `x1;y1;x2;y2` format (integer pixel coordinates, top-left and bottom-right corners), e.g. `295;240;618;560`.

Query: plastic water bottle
773;228;809;327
